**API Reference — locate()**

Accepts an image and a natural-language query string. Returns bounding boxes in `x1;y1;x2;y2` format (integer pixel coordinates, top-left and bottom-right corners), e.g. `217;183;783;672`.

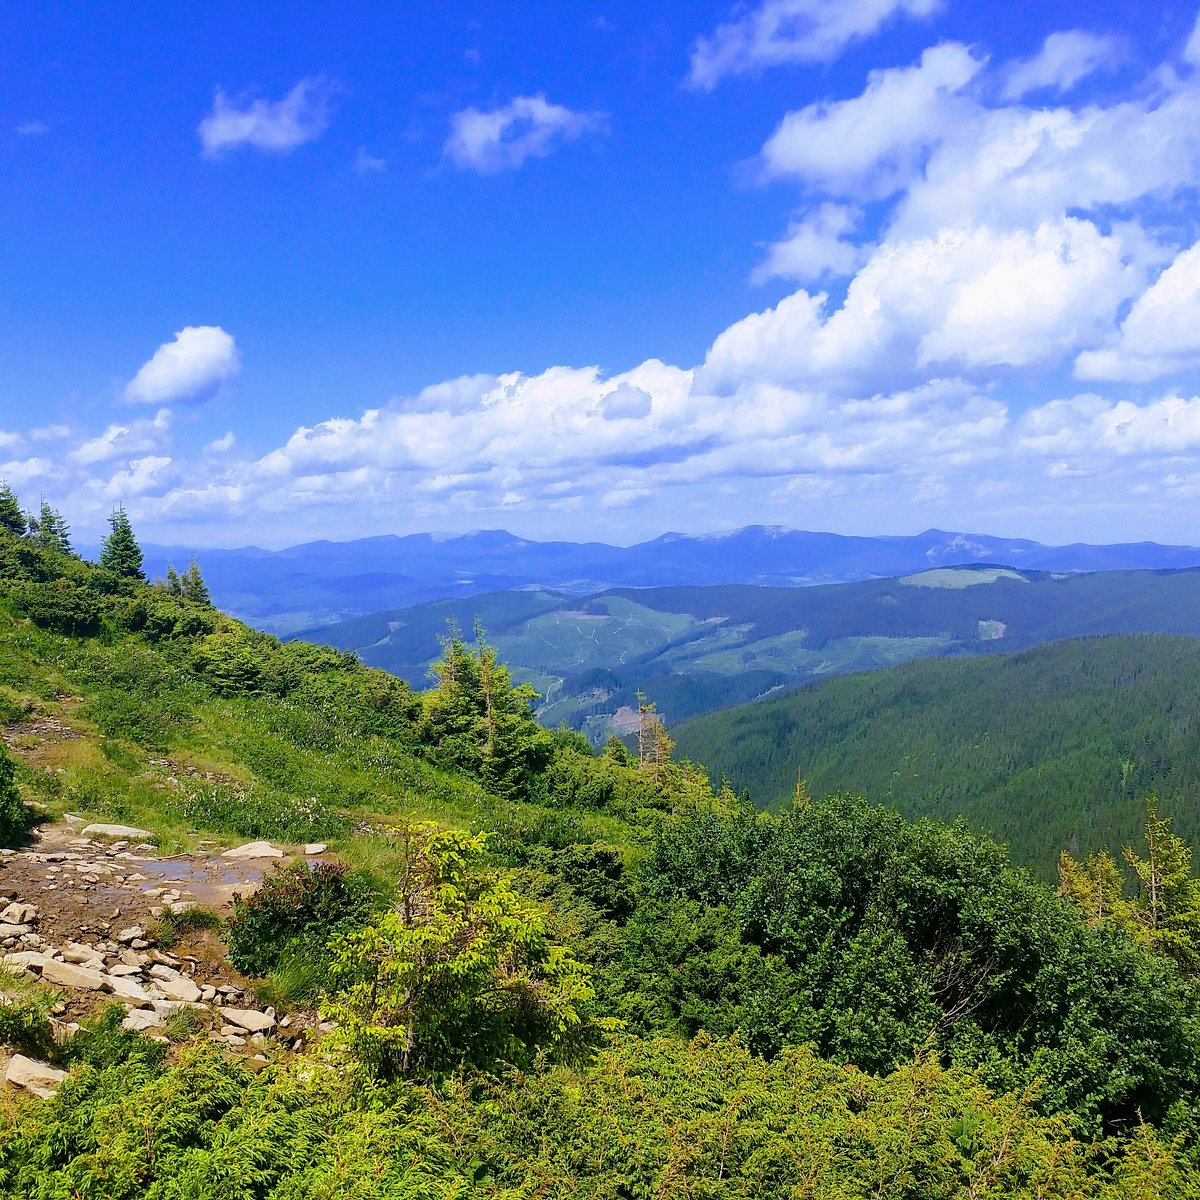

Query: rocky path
1;822;329;1098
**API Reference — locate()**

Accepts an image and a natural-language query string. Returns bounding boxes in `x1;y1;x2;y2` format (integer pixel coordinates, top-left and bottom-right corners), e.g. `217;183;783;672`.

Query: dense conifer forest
673;635;1200;873
1;499;1200;1197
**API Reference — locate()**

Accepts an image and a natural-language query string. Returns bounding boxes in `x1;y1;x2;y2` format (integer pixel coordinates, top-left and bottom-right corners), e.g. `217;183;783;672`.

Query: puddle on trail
134;857;269;889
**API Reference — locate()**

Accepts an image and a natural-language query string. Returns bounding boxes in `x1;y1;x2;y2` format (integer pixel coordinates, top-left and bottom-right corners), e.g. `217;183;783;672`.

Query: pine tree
180;556;211;604
98;504;145;580
29;498;72;554
0;480;26;537
1123;795;1200;971
635;692;674;784
159;564;183;596
1057;848;1132;926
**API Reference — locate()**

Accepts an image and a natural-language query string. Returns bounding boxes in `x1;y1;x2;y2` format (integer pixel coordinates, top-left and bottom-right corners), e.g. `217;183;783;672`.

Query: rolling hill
297;565;1200;741
673;633;1200;875
121;525;1200;635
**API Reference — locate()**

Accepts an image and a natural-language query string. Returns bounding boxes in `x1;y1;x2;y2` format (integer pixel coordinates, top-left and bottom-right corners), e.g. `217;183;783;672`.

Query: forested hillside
128;525;1200;635
300;566;1200;739
2;496;1200;1196
674;633;1200;873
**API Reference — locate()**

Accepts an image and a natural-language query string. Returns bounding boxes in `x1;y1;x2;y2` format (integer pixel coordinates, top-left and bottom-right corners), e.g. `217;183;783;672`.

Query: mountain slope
298;566;1200;738
122;525;1200;634
673;633;1200;874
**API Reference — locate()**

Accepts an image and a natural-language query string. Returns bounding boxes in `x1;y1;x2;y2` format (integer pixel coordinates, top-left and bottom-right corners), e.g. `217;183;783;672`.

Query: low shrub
0;989;55;1060
227;861;375;977
148;905;222;951
0;744;32;847
59;1004;166;1071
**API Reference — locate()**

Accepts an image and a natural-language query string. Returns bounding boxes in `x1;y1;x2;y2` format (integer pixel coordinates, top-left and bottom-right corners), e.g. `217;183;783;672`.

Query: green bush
148;905;222;950
0;743;32;847
227;861;374;977
4;580;104;636
0;990;55;1060
59;1004;166;1072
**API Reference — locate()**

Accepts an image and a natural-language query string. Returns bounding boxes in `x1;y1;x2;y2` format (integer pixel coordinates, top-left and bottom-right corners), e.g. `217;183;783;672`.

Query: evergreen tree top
98;504;145;580
0;480;26;538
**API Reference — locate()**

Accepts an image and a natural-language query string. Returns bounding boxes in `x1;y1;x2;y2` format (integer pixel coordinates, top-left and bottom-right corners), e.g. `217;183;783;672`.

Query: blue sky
3;1;1200;548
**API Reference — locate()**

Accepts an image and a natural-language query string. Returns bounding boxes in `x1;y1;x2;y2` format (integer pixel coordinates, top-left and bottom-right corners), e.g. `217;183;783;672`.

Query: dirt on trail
0;821;290;992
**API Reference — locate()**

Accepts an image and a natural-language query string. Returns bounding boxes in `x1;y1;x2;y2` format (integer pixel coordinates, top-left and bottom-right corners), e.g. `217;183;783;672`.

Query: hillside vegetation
131;525;1200;635
1;500;1200;1196
674;633;1200;874
300;566;1200;738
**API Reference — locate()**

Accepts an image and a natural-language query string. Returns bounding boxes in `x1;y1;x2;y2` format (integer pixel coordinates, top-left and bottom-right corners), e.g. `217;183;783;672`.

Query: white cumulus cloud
1001;31;1119;101
70;411;171;467
760;43;985;197
753;203;866;282
445;95;604;173
125;327;239;407
707;219;1140;389
198;78;334;157
689;0;942;89
1076;241;1200;382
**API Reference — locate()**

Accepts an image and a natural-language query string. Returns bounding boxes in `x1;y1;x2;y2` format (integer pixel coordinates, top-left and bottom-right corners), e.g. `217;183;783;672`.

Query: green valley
298;565;1200;739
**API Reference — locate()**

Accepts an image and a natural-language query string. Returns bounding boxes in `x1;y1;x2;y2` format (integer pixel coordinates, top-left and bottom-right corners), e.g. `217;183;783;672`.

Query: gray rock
5;1054;68;1099
80;824;152;839
154;975;202;1003
60;945;103;967
303;843;327;855
219;1007;276;1034
115;926;146;945
106;975;152;1005
40;959;108;991
221;841;284;859
0;902;36;924
0;923;30;939
121;1009;164;1031
2;950;49;972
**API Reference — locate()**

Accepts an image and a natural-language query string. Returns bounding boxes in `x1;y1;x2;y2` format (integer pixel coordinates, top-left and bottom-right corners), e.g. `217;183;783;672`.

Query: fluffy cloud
14;120;49;137
125;327;239;406
101;456;174;500
688;0;941;89
1075;241;1200;382
198;78;334;157
753;203;866;282
1000;31;1118;101
70;410;171;466
1020;393;1200;459
0;457;57;487
708;219;1140;388
1187;11;1200;64
445;95;604;173
760;43;984;197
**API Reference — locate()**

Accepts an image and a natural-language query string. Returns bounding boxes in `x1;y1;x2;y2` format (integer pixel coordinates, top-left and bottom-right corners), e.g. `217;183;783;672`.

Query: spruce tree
0;480;26;537
98;504;145;580
160;564;182;596
30;498;72;554
181;556;211;605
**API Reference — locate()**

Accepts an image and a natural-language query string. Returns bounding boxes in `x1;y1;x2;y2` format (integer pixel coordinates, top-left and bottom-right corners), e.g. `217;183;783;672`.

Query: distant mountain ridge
295;565;1200;742
114;525;1200;635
